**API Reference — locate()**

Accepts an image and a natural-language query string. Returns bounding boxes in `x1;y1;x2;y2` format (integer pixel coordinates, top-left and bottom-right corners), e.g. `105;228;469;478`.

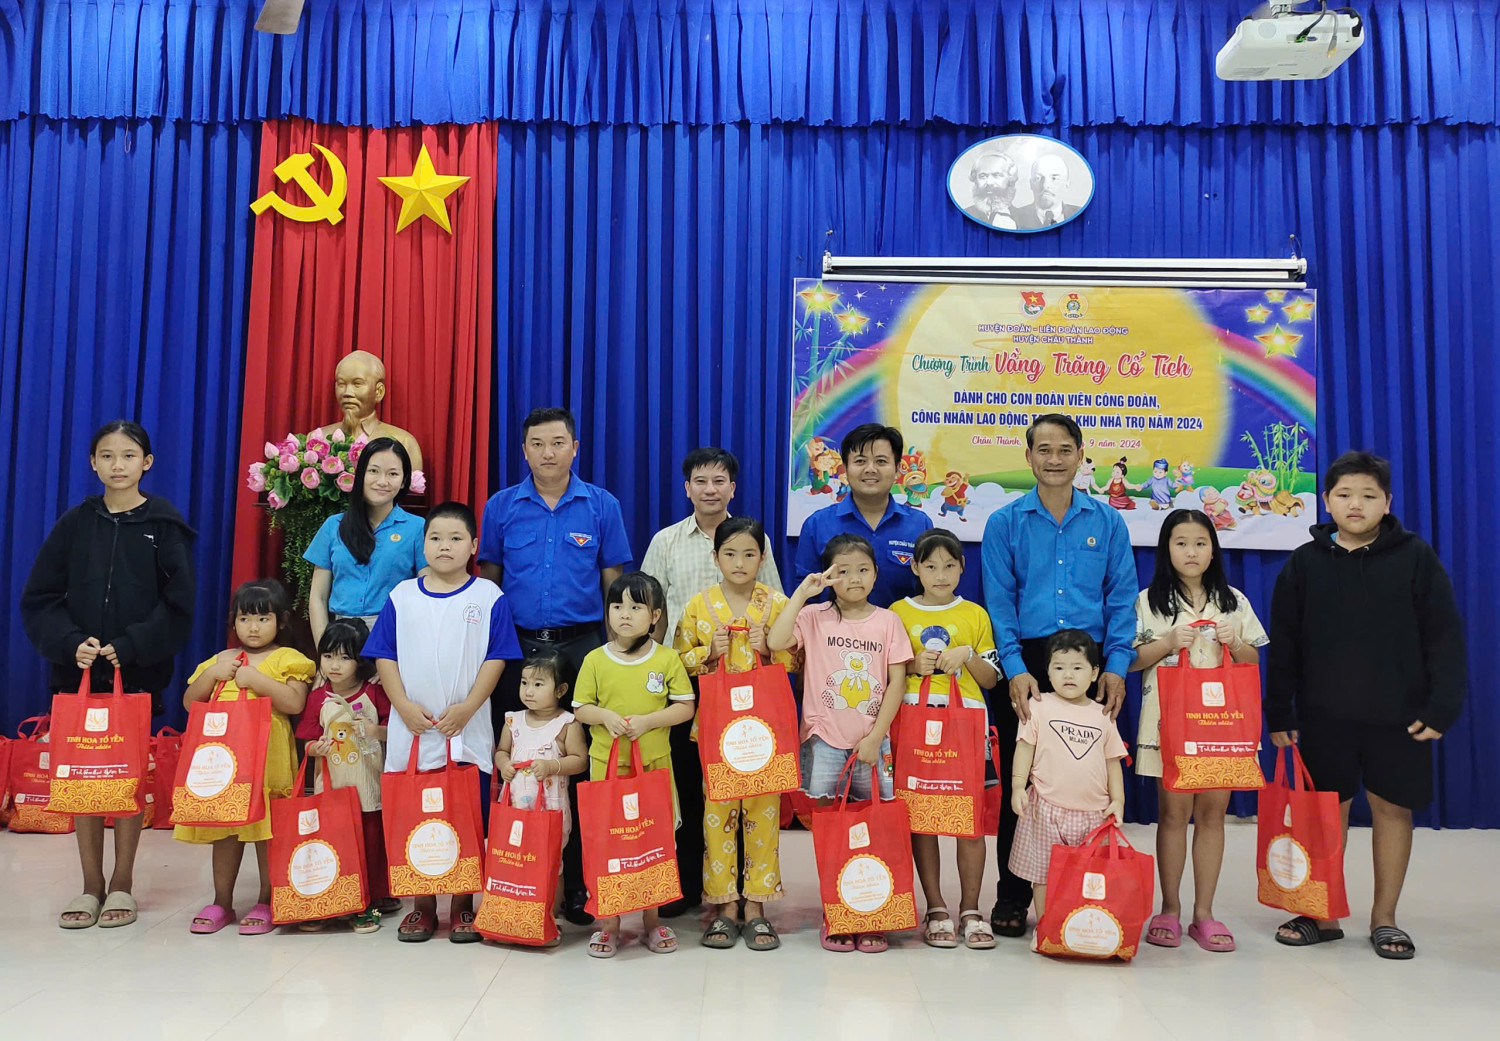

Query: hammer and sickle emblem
250;144;348;225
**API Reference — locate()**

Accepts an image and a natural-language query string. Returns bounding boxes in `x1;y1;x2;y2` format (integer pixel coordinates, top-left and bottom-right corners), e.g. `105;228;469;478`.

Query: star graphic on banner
1257;324;1302;358
797;282;839;313
379;145;470;233
836;309;870;335
1245;304;1272;323
1283;297;1316;322
855;290;866;299
877;321;886;328
1264;289;1287;303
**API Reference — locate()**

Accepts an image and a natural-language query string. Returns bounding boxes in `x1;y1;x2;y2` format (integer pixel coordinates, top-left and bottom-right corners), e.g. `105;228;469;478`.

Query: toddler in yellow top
175;579;313;936
573;572;694;958
673;517;800;952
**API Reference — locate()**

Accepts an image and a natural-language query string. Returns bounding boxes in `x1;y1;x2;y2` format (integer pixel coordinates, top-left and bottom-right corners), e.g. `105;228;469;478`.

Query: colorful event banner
788;281;1317;549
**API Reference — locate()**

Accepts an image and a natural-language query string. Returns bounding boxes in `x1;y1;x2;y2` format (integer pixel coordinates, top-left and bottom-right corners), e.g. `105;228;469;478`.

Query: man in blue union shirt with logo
980;413;1137;940
478;406;632;925
793;423;932;607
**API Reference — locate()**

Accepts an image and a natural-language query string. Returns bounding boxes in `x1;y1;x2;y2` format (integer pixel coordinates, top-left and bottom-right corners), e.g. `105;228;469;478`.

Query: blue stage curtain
491;121;1500;828
3;0;1495;128
0;115;258;731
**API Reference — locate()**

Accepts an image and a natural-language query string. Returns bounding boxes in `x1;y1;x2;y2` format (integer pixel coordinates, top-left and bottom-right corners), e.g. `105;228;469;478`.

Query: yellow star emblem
379;145;469;233
1264;289;1287;303
797;282;839;313
1245;304;1272;323
1282;297;1316;322
1256;324;1303;358
836;309;870;335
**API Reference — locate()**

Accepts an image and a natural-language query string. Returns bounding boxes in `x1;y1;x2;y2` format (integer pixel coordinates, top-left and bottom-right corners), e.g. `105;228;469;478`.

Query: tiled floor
1;822;1495;1039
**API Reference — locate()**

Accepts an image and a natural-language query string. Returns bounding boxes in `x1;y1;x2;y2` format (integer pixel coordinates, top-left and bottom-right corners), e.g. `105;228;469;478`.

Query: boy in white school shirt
364;501;522;942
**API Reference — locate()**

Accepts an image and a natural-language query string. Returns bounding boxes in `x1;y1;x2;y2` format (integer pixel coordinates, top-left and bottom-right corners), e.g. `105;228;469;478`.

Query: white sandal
961;910;996;950
923;906;959;949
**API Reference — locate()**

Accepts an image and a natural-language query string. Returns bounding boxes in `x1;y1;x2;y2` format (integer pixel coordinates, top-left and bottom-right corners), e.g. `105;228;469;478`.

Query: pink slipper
238;903;275;936
1146;913;1182;948
855;932;888;954
190;904;235;935
820;921;855;953
1188;919;1236;952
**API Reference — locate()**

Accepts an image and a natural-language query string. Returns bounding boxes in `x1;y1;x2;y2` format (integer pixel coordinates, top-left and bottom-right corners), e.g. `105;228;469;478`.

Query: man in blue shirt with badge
980;413;1137;939
478;406;632;925
792;423;932;607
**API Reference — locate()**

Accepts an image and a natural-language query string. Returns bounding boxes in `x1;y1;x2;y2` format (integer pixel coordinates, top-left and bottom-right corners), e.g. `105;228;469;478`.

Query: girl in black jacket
20;420;197;930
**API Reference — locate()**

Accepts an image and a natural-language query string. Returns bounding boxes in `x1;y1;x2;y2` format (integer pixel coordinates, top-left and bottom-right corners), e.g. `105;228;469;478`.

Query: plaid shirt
639;514;784;643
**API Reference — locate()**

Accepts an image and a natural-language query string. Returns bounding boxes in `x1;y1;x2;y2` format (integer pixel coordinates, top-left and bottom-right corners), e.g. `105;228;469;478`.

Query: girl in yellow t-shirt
673;517;801;952
890;529;1000;950
573;572;694;959
175;579;314;936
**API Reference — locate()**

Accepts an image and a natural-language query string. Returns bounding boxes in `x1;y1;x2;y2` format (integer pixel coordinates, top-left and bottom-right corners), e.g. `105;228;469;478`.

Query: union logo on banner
1021;290;1047;316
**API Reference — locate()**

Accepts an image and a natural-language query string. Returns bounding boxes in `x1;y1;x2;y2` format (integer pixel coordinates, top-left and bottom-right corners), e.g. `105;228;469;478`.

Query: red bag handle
72;666;126;699
294;750;335;793
17;715;51;739
713;623;768;671
603;736;648;780
831;754;883;810
916;673;968;716
1077;820;1133;860
1160;620;1227;672
208;652;250;702
154;726;182;739
1272;744;1316;792
403;729;458;774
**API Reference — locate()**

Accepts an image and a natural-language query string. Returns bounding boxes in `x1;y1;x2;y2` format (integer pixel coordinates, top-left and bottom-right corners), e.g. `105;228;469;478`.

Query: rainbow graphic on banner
788;281;1318;551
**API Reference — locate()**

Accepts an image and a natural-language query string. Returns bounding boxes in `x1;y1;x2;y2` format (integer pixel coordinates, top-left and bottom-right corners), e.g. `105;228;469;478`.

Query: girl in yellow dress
673;517;801;952
175;579;314;935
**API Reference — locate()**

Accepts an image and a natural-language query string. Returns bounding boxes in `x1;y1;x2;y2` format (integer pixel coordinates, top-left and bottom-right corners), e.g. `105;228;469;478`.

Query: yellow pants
702;790;783;904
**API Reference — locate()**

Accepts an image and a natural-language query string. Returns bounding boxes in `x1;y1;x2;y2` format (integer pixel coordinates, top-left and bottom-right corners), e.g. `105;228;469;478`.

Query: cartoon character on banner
807;437;846;500
1144;458;1174;511
1235;481;1263;516
1172;461;1196;494
897;448;934;507
1270;489;1305;516
940;471;972;521
1198;486;1237;530
1104;458;1140;511
823;650;879;716
1074;457;1097;495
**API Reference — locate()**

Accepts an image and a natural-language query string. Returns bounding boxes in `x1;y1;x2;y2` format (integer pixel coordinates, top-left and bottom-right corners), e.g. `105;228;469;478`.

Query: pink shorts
1007;793;1110;884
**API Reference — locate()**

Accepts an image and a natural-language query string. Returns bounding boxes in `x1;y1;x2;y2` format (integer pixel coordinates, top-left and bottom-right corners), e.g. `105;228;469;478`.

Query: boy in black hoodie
20;421;197;930
1266;451;1467;960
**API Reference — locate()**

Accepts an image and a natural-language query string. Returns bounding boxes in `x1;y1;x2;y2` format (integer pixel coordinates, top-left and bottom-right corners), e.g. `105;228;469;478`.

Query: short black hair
317;617;377;684
1026;413;1083;450
714;515;765;553
90;420;152;457
230;578;292;626
912;527;964;565
424;501;477;538
1045;628;1102;670
606;572;667;655
1323;450;1391;496
682;447;739;482
520;647;573;696
840;423;903;464
522;406;577;440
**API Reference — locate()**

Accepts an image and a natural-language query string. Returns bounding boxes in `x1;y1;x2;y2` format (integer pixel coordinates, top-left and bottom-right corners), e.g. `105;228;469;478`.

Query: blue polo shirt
303;505;426;618
792;495;933;608
979;488;1138;679
477;474;633;629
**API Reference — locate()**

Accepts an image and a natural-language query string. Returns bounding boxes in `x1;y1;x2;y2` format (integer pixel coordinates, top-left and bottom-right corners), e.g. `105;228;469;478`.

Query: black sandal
1370;925;1416;960
990;903;1028;939
701;915;740;949
1275;915;1345;947
744;917;781;951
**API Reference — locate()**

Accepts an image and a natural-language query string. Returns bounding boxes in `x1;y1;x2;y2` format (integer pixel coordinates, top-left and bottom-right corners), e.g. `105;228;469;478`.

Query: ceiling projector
1216;3;1365;80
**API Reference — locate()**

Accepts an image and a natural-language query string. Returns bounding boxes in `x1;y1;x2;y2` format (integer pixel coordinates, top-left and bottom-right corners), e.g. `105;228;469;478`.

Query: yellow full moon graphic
883;284;1228;479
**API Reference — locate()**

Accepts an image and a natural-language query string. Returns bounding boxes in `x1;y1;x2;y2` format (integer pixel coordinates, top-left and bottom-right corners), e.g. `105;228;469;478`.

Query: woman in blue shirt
305;437;426;644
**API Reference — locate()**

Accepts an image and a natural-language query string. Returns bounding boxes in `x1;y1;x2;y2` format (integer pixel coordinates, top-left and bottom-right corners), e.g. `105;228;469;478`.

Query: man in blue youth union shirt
478;406;631;925
980;413;1137;939
792;423;932;608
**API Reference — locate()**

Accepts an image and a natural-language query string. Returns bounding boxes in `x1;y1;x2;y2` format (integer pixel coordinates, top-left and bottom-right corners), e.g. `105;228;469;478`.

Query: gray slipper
701;915;740;949
59;894;101;929
98;891;138;928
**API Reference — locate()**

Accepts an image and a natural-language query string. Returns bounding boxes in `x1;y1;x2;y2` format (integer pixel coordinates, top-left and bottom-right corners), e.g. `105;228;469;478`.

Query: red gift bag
381;735;484;896
0;734;13;827
170;655;273;827
697;636;801;801
270;755;370;924
1256;745;1350;920
6;717;74;834
892;675;1001;838
47;668;152;817
1035;822;1155;961
150;728;183;829
474;783;563;945
812;762;918;935
578;738;682;918
1157;622;1265;792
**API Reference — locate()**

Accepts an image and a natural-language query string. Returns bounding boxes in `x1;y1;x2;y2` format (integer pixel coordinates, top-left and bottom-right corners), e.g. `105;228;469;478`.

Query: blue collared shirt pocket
1073;538;1107;588
888;546;915;569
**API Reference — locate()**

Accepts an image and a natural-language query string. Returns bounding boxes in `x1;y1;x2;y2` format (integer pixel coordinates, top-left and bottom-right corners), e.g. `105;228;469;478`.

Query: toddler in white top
495;649;588;849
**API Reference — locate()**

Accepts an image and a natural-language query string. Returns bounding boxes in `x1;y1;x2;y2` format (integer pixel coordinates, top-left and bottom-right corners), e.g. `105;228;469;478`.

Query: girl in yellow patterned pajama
674;517;800;951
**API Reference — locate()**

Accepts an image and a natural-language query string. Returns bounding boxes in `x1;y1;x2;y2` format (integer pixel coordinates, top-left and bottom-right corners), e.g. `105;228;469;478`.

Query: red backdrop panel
232;118;496;588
